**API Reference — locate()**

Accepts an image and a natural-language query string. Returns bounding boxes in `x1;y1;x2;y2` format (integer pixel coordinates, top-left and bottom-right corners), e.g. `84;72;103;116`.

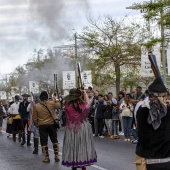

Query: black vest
136;106;170;159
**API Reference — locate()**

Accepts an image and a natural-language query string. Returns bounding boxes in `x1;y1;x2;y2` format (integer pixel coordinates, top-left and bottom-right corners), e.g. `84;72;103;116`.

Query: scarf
146;97;167;130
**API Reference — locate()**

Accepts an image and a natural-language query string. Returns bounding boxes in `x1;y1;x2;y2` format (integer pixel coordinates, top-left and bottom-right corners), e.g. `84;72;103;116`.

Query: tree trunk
115;65;120;98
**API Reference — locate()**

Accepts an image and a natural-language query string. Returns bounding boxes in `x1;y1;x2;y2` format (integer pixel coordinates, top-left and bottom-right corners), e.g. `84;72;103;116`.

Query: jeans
30;123;39;138
119;113;124;133
112;120;118;136
131;128;138;140
105;119;112;135
122;116;133;139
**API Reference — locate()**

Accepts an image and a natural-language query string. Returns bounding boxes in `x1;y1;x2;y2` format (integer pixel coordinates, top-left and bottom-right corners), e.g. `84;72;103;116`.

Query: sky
0;0;144;75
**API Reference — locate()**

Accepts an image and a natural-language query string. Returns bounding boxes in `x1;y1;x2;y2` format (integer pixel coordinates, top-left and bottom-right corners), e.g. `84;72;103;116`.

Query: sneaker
132;140;138;144
114;135;120;139
107;134;111;138
127;139;131;142
124;139;128;142
110;135;113;139
99;135;104;138
119;132;124;136
93;134;98;137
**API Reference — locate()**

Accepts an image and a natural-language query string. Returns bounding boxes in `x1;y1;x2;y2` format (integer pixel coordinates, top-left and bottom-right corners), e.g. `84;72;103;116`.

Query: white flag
141;47;153;77
0;91;7;100
167;47;170;75
29;81;39;94
141;46;161;77
63;71;76;90
81;71;93;89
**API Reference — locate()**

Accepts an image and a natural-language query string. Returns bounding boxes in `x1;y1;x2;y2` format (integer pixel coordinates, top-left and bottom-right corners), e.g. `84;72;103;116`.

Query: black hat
148;77;167;93
15;95;20;101
64;88;81;102
22;93;30;97
40;91;48;101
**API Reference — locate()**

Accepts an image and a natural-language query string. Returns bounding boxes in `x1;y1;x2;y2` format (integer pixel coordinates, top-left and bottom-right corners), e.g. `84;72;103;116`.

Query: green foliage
80;16;148;94
131;0;170;39
123;71;154;89
143;38;161;49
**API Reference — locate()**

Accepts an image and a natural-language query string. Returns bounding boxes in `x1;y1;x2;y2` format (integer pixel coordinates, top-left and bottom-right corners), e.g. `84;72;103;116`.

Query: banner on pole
81;71;93;89
141;46;161;77
141;47;153;77
29;81;39;94
0;91;7;100
62;71;76;90
167;47;170;75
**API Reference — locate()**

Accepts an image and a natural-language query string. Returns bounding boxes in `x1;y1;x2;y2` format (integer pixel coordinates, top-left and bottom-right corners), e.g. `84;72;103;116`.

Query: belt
146;157;170;164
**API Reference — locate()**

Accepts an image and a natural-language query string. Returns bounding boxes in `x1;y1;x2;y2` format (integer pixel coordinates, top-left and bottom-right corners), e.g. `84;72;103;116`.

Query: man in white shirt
10;95;22;142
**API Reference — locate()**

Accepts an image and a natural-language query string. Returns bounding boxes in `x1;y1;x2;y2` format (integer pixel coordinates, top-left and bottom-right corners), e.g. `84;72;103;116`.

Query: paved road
0;122;136;170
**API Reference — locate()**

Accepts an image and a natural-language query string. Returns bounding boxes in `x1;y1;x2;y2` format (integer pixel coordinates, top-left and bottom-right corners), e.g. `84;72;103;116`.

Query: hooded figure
134;54;170;170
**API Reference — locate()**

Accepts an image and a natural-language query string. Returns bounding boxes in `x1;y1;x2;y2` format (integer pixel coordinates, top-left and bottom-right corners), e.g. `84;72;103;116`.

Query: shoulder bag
40;103;60;129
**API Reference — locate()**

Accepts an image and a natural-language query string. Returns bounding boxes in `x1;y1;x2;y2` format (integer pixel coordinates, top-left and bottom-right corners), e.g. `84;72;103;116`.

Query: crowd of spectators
86;86;149;143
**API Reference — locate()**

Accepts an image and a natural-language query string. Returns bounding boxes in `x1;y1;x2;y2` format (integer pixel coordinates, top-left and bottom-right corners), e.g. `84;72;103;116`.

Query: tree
130;0;170;40
129;0;170;84
80;16;149;95
14;66;26;94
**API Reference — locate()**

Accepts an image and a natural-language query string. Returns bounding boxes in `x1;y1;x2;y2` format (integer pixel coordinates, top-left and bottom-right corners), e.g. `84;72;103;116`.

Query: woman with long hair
62;88;97;170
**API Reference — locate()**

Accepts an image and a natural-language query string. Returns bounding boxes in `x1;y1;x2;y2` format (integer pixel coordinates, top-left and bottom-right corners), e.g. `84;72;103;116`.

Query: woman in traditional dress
62;88;97;170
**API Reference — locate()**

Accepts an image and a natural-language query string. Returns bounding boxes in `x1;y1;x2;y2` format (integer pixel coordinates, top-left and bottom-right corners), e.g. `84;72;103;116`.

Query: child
112;105;120;139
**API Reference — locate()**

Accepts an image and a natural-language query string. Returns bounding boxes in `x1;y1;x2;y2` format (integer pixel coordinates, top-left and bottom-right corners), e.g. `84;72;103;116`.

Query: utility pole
160;8;167;85
74;33;78;60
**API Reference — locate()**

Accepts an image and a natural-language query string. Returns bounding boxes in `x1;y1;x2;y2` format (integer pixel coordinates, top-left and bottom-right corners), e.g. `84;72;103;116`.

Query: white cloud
0;0;145;74
0;35;28;40
0;4;28;10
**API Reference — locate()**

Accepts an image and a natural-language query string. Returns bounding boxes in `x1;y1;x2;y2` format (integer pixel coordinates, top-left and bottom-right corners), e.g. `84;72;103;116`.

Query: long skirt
62;121;97;167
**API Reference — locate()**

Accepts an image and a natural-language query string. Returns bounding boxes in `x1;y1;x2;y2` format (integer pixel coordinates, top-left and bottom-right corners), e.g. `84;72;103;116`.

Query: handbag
40;103;60;129
122;107;131;117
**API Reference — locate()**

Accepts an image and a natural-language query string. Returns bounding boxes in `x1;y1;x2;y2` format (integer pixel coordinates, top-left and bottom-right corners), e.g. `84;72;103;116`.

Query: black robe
136;105;170;170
